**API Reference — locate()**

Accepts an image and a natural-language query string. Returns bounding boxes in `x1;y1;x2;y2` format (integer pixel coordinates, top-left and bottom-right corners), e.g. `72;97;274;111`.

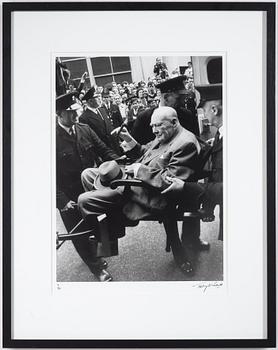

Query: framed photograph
3;2;276;348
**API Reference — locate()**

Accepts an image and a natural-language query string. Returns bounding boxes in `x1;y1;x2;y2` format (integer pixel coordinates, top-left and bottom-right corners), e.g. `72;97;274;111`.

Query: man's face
131;99;139;108
59;109;79;127
115;95;122;105
160;92;179;108
201;101;217;126
150;111;176;144
138;89;143;98
156;58;162;64
103;96;110;104
89;97;100;108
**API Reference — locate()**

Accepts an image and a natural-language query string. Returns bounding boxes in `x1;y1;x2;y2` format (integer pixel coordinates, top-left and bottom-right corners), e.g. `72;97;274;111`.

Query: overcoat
56;122;117;209
209;136;222;183
123;127;201;220
79;107;121;154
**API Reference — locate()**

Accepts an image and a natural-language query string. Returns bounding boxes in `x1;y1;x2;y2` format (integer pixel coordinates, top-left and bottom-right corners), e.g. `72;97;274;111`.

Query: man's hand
80;72;88;83
62;200;77;211
125;163;141;176
161;176;184;194
111;125;133;142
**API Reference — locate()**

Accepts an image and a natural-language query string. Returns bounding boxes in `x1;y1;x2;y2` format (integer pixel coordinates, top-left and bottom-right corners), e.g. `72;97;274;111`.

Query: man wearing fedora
79;87;121;155
78;106;204;274
56;92;120;281
162;84;223;240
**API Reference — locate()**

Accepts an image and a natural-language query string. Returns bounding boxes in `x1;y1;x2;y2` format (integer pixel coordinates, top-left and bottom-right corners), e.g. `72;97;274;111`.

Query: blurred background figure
153;57;169;80
184;61;193;80
79;87;122;155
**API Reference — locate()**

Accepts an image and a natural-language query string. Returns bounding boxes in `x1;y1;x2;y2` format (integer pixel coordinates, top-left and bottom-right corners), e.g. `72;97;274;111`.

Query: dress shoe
90;258;108;269
95;268;113;282
178;260;194;275
198;209;215;222
191;238;210;251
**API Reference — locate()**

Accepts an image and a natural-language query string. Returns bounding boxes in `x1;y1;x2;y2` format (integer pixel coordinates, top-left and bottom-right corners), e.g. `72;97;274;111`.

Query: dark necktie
97;108;104;121
213;130;220;147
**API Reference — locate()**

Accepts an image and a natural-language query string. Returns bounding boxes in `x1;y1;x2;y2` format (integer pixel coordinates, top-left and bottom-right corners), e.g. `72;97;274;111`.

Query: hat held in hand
94;161;126;190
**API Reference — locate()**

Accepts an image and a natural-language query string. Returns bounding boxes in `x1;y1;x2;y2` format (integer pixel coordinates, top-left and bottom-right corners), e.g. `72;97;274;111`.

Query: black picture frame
2;2;276;348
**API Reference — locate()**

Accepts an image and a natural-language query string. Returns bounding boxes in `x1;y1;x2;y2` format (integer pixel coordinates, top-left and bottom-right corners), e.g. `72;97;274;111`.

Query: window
91;56;132;86
59;56;133;88
207;57;222;84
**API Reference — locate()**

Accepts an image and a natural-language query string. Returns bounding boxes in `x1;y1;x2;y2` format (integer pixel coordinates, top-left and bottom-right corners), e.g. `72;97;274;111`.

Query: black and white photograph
4;2;275;346
56;55;223;282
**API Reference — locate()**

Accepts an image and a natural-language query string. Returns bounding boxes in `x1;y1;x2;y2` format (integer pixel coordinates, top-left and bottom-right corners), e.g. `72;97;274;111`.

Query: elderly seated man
78;106;207;274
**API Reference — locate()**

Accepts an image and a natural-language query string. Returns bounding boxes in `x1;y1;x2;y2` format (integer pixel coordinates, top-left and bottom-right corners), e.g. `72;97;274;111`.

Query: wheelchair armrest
110;178;144;189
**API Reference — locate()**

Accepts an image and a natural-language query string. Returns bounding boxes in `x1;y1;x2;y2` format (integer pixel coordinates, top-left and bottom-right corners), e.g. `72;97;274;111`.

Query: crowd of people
56;57;223;282
56;57;196;133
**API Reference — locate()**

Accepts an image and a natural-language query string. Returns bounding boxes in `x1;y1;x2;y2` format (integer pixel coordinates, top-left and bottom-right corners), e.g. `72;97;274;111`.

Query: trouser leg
179;182;204;243
163;212;188;265
78;188;126;257
81;168;99;192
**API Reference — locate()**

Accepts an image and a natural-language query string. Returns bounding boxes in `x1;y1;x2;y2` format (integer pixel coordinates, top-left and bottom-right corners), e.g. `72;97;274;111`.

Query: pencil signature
193;282;223;292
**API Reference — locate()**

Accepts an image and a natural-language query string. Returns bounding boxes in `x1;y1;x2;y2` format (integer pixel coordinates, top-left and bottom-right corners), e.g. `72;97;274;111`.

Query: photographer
153;57;169;80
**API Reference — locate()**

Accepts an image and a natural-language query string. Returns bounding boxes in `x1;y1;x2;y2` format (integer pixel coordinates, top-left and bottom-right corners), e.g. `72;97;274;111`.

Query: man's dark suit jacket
109;104;124;128
123;128;201;220
56;122;118;209
176;106;200;137
210;136;222;183
131;107;156;145
79;107;121;155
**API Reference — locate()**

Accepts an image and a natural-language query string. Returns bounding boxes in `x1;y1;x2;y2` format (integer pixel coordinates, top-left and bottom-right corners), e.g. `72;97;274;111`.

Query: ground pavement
56;207;223;282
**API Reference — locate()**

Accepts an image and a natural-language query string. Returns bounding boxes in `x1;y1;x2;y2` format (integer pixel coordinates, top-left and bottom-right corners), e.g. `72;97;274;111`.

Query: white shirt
118;103;127;121
218;125;223;139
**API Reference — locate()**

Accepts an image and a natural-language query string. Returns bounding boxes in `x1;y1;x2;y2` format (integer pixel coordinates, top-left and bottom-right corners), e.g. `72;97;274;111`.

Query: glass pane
207;57;222;84
91;57;111;75
95;75;114;87
111;57;131;72
72;78;91;90
64;59;88;79
60;57;83;61
114;73;132;84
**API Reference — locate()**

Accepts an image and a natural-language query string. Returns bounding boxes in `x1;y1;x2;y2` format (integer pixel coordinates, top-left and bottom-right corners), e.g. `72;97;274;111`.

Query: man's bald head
152;106;178;123
150;107;180;144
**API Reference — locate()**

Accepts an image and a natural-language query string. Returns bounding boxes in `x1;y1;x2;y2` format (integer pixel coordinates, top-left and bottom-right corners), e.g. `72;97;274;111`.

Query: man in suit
131;106;157;145
131;76;200;147
56;92;120;281
109;95;125;128
79;87;121;155
78;106;203;274
162;84;223;240
157;76;200;136
114;94;128;125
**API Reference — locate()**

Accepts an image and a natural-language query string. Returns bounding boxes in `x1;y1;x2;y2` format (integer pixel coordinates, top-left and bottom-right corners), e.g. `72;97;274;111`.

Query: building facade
59;55;191;88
